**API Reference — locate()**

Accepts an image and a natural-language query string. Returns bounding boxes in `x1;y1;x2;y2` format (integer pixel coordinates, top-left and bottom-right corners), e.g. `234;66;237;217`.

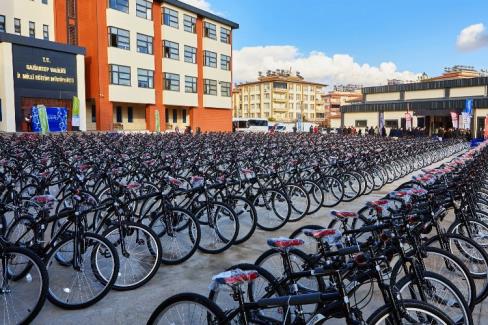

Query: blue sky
184;0;488;86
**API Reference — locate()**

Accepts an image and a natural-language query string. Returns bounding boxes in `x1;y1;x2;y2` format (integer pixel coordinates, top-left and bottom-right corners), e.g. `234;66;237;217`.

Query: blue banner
465;99;473;115
31;106;68;132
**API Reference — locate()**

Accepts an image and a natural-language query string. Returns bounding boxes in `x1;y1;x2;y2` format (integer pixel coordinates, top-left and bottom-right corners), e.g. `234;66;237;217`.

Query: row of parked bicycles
0;132;467;324
149;140;488;324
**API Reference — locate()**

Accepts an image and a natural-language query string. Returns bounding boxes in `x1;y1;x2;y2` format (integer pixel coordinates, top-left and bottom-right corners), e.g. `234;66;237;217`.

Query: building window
163;8;178;28
163;40;179;60
185;76;197;93
221;82;231;97
67;24;77;45
43;25;49;40
221;54;231;71
109;0;129;13
273;82;287;89
67;0;76;18
204;22;216;39
42;0;48;4
355;120;367;128
203;50;217;68
184;45;196;64
127;107;133;123
116;106;123;123
14;18;21;35
385;119;399;128
109;64;131;86
136;0;152;20
91;105;96;123
137;33;153;54
183;14;196;33
417;117;425;128
0;16;5;33
220;27;231;44
138;68;154;88
165;109;169;123
204;79;217;95
108;26;130;50
164;73;180;91
182;109;187;123
172;109;177;123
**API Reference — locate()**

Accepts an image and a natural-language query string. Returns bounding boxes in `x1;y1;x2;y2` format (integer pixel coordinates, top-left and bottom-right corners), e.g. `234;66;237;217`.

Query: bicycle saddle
212;269;259;286
267;237;304;248
304;228;342;240
331;211;358;219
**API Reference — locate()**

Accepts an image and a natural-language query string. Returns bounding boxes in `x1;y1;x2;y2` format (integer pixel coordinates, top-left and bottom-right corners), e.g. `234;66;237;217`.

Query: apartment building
322;85;363;128
233;70;326;123
0;0;238;132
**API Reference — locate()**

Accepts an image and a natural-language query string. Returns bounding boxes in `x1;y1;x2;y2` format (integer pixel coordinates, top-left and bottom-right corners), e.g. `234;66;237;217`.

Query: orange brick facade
53;0;236;132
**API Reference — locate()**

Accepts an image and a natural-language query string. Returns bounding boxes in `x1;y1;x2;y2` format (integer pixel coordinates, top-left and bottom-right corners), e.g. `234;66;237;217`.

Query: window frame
355;120;367;128
204;22;216;39
184;45;197;64
14;18;21;35
163;7;179;29
182;109;187;123
172;109;177;123
221;82;231;97
108;26;130;50
136;0;152;20
0;16;5;33
116;106;123;123
109;0;129;13
29;21;35;37
164;73;180;92
183;14;196;33
220;27;231;44
137;68;154;89
185;76;197;93
221;54;231;71
109;64;131;86
163;40;179;60
127;106;134;123
203;50;217;68
137;33;153;54
42;24;49;40
204;79;217;96
385;119;399;128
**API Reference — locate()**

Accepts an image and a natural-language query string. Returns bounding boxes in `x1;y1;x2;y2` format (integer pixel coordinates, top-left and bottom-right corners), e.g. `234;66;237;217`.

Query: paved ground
34;153;487;324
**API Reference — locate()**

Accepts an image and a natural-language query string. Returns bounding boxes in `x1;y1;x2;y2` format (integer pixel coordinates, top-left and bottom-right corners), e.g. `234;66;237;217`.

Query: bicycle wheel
195;202;239;254
148;207;201;265
208;263;287;324
367;299;455;325
226;196;257;245
425;233;488;304
303;180;324;215
46;232;119;309
285;184;310;222
320;176;344;207
395;271;472;325
102;222;162;290
148;292;226;325
0;246;48;325
448;218;488;248
289;224;324;255
253;189;291;231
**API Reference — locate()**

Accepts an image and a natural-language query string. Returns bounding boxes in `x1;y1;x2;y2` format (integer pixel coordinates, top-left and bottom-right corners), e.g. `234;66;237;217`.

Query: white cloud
233;46;420;88
456;23;488;51
179;0;213;12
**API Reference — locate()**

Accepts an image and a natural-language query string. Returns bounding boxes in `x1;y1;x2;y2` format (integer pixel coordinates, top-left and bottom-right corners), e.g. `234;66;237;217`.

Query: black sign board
12;44;77;92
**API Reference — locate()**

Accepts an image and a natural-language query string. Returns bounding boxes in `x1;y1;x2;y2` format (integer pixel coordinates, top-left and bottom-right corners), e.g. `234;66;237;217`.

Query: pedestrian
374;126;379;136
309;125;313;133
292;126;297;133
25;113;32;132
358;129;362;136
369;126;374;136
381;126;387;137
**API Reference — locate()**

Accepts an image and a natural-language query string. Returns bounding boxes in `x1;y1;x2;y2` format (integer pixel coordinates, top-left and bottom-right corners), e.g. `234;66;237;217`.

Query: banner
297;112;303;132
31;106;68;133
379;112;385;129
485;116;488;139
450;112;459;129
155;110;160;132
465;98;473;115
405;112;412;129
461;112;471;130
72;96;80;127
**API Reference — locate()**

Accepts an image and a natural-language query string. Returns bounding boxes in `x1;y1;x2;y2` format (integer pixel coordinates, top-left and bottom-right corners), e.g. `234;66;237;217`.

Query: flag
37;105;49;134
72;96;80;127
